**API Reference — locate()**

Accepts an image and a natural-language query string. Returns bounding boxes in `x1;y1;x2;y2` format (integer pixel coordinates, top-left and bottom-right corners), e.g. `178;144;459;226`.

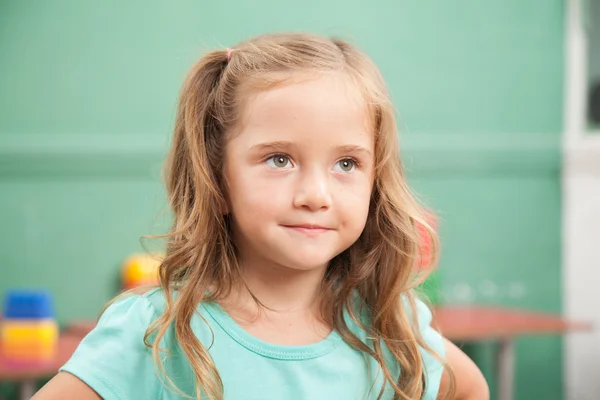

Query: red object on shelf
416;211;437;270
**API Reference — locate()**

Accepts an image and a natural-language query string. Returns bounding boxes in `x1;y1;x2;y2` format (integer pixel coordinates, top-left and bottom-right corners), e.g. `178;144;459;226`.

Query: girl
34;33;488;400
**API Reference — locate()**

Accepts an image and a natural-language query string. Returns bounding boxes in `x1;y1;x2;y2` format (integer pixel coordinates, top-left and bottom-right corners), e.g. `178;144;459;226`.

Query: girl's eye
266;155;292;169
334;158;356;172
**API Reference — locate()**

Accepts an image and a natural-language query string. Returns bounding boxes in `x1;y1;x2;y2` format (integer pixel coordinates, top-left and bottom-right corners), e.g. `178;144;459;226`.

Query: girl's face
224;73;374;273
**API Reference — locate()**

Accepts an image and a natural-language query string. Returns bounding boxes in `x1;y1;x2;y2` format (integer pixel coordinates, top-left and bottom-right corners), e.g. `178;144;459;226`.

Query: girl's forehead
229;71;373;138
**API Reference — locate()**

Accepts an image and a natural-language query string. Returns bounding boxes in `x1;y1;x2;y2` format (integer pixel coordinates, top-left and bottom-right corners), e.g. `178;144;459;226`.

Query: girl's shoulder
59;288;167;399
138;286;169;314
59;287;216;400
129;287;219;347
111;287;215;340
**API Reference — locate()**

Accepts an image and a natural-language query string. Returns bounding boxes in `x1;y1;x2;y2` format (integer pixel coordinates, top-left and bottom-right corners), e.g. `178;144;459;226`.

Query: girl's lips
282;225;332;235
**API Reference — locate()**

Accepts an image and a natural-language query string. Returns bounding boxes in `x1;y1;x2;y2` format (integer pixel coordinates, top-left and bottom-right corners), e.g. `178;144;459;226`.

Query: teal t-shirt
60;289;445;399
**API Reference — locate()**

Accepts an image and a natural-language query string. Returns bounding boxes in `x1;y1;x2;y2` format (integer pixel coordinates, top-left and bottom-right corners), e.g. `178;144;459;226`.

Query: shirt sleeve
60;295;163;400
414;297;446;400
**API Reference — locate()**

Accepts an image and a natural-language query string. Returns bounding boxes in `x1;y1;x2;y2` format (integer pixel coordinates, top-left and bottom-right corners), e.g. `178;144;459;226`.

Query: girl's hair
142;32;453;399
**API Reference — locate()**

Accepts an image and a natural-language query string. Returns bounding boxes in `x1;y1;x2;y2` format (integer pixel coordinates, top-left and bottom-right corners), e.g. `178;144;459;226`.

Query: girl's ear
220;190;231;215
221;201;230;215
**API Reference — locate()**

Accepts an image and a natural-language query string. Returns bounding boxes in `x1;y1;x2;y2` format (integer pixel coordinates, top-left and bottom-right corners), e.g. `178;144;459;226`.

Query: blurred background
1;1;599;399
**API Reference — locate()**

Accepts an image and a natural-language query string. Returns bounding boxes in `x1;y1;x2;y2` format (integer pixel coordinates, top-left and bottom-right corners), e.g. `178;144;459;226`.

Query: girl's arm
33;372;101;400
438;338;490;400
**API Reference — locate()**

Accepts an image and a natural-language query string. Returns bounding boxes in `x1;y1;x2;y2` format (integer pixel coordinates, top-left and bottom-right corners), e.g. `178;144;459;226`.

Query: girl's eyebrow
248;142;372;158
336;145;373;158
249;141;297;153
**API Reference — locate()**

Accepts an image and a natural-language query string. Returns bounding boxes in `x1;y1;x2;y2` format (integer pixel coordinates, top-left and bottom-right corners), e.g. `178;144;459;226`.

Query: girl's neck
219;260;333;346
235;260;327;314
224;263;327;318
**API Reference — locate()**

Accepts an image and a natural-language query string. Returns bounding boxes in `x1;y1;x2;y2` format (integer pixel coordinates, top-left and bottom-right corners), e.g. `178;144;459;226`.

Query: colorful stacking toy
0;290;58;363
121;253;163;290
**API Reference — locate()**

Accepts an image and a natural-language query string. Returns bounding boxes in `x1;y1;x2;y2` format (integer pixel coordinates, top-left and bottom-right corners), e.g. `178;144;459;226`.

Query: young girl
34;33;488;400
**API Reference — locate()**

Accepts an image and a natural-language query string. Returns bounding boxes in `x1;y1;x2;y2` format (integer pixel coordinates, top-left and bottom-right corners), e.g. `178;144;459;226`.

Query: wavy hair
141;32;452;399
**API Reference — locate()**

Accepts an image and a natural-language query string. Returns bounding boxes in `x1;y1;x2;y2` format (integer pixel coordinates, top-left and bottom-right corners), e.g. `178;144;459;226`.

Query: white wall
564;144;600;400
564;1;600;399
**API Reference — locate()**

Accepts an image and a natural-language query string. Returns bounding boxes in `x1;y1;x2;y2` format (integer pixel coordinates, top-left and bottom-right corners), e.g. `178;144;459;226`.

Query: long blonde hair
144;32;452;400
